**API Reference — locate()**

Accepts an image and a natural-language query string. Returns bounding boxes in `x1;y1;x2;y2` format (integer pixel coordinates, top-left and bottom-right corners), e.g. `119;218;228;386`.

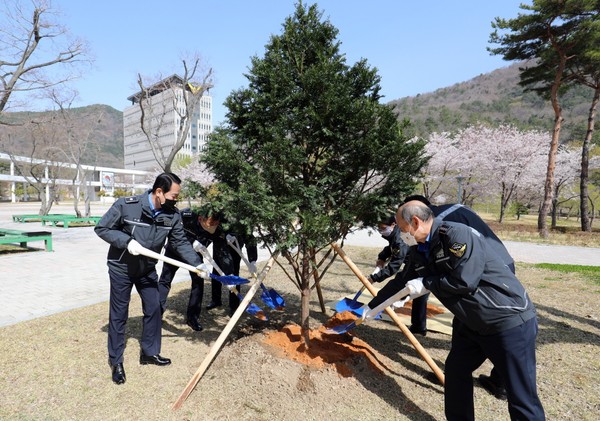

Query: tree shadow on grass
534;302;600;346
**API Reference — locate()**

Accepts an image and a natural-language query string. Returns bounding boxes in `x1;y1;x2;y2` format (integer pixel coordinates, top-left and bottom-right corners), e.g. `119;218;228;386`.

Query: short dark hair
197;203;223;221
403;194;431;207
381;214;396;225
152;173;181;193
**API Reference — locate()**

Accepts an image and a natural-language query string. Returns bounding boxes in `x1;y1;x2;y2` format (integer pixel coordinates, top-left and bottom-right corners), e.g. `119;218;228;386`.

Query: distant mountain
388;61;596;143
1;62;596;170
0;104;124;168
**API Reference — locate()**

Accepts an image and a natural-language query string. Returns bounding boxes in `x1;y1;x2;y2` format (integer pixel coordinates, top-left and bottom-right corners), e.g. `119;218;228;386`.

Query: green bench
0;229;53;252
40;215;102;229
12;213;72;223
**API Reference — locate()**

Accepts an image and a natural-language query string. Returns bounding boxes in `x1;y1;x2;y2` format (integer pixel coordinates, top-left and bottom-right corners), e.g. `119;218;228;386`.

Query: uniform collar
145;190;161;217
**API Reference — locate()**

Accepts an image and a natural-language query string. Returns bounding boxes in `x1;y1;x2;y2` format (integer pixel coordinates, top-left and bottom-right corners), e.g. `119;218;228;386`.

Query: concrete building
123;74;212;171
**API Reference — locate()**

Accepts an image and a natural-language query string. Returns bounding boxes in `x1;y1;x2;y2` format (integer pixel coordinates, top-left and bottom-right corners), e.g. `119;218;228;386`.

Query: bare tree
47;88;103;217
0;0;89;116
2;120;69;214
133;56;213;172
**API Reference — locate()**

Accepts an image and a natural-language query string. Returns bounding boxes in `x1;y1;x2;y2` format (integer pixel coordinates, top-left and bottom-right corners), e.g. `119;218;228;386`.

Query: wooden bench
0;229;53;252
40;215;102;229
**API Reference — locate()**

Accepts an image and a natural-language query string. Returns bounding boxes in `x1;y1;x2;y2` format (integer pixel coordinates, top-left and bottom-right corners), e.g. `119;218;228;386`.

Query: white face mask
378;226;394;237
400;225;418;246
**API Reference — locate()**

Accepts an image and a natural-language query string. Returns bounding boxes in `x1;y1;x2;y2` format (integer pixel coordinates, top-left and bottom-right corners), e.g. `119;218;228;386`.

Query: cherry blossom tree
551;146;581;226
422;125;550;221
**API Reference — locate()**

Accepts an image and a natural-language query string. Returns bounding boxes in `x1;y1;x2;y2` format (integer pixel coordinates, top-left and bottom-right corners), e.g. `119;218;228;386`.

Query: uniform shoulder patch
181;209;195;219
449;242;467;258
125;196;139;203
438;223;450;236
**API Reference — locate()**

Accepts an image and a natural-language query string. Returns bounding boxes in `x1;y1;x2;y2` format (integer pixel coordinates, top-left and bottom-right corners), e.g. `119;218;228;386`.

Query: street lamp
456;176;465;204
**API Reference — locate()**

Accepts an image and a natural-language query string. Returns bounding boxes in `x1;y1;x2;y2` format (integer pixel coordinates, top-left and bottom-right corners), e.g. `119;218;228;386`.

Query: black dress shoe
139;354;172;366
409;325;427;336
478;374;507;400
111;363;126;384
206;302;222;310
186;317;203;332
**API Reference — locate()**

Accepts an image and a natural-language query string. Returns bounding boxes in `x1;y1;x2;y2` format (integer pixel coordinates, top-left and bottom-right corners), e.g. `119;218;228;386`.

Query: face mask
378;226;394;237
161;198;177;211
400;227;418;246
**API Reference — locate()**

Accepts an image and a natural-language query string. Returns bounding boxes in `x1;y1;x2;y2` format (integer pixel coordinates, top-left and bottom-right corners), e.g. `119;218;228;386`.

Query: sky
49;0;526;126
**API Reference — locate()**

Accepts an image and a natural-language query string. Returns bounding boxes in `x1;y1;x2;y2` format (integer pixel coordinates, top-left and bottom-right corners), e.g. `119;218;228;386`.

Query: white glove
127;239;143;256
226;234;237;245
195;263;210;279
192;240;203;253
248;261;257;274
406;278;429;299
359;304;375;322
391;295;410;310
368;266;381;282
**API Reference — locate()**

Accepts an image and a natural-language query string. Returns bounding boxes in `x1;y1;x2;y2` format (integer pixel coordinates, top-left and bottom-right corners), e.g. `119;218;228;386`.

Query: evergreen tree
202;2;426;343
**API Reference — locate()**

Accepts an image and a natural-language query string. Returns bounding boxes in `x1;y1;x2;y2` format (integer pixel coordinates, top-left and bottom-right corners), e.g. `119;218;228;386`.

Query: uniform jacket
164;208;220;263
414;219;535;334
369;225;409;283
213;225;258;275
431;204;514;269
95;191;201;277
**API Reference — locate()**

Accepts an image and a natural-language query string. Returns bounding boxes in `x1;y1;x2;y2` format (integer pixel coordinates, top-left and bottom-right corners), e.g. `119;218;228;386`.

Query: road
1;202;598;328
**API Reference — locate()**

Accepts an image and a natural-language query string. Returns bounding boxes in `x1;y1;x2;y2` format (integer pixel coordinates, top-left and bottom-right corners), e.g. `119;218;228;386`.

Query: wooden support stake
172;252;280;410
330;242;445;385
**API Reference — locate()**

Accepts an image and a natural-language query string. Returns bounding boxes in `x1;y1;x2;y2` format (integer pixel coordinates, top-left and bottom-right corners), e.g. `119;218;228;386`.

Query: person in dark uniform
158;206;220;332
384;200;545;420
404;194;513;398
207;222;258;316
95;173;206;385
364;214;417;330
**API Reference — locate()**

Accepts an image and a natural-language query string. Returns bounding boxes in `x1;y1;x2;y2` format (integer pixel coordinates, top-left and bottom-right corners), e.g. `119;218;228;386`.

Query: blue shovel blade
232;290;268;321
324;320;360;335
335;297;363;314
260;284;285;310
246;302;267;320
209;273;250;286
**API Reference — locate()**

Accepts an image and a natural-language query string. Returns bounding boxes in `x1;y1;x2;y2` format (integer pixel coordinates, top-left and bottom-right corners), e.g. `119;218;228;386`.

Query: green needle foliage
202;2;426;336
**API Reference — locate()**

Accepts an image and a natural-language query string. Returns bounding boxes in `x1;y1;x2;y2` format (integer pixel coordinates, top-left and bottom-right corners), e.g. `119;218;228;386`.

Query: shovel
208;273;250;286
225;234;285;310
334;286;366;314
325;288;410;334
194;242;266;320
134;244;249;287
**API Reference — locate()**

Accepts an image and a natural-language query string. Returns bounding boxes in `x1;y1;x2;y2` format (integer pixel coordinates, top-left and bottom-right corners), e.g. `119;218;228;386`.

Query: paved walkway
1;202;598;328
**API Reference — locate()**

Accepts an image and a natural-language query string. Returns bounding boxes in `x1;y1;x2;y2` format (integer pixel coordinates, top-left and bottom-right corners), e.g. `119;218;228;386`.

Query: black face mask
162;198;177;211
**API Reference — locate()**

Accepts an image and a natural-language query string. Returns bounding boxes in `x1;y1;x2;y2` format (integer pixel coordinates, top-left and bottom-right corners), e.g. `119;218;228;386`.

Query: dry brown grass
479;212;600;248
0;245;598;420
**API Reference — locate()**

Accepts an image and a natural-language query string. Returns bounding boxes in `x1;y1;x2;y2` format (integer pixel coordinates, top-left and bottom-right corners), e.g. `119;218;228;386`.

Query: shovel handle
137;245;202;275
331;242;445;386
226;235;256;275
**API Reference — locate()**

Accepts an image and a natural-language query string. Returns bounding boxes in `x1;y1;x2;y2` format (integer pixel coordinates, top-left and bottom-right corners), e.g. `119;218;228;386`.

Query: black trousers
158;260;204;320
108;268;161;365
210;247;242;310
410;293;429;331
444;317;545;421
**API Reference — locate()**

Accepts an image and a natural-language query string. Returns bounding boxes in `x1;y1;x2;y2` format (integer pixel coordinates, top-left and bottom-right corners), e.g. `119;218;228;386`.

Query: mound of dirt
262;311;389;378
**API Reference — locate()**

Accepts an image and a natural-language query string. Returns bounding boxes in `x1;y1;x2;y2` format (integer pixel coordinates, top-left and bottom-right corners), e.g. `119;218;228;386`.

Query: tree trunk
300;245;311;347
580;87;599;232
551;185;559;229
538;68;565;238
499;185;506;223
